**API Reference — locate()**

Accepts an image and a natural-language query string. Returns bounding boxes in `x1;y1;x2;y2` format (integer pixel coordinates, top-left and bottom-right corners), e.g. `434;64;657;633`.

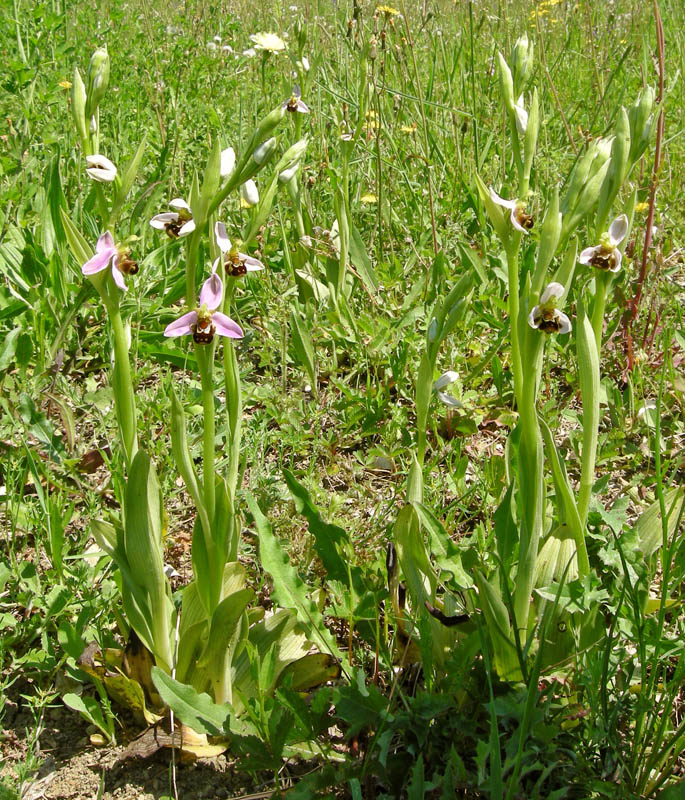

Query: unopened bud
85;47;110;117
71;67;88;143
275;136;308;173
628;86;655;168
241;180;259;207
253;137;277;165
497;52;515;113
511;34;534;95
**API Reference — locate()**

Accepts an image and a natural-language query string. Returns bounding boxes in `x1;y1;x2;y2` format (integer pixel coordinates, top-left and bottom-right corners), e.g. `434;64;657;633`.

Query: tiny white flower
490;188;533;234
86;154;117;182
528;282;571;335
300;56;310;71
241;180;259;207
213;35;222;44
222;44;233;53
579;214;628;273
207;41;217;51
242;47;257;58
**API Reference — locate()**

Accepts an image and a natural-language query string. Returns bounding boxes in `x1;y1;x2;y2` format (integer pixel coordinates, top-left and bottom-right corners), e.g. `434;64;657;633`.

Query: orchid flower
579;214;629;273
150;199;196;238
213;222;264;276
433;370;462;408
164;273;243;344
86;154;117;182
490;188;534;233
283;84;309;114
528;282;571;335
82;231;138;292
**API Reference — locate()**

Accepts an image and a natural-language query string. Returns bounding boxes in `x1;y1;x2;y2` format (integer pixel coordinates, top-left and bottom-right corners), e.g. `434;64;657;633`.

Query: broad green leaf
474;571;521;681
151;667;231;735
247;494;343;663
289;309;317;390
633;487;685;557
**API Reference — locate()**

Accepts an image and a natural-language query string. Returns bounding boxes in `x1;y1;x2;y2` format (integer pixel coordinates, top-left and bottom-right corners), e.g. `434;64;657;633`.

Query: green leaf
289;309;317;390
633;488;685;557
0;328;20;371
110;136;147;224
247;493;343;663
151;668;231;735
493;483;517;573
349;222;379;292
59;207;92;271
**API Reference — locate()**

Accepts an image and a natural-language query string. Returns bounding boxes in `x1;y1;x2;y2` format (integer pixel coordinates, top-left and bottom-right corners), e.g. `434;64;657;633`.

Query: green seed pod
85;47;110;118
497;51;515;113
71;67;88;145
511;34;534;96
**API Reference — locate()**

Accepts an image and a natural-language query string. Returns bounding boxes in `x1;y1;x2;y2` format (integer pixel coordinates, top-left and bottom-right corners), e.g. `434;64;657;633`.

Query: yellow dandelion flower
635;202;650;213
59;80;72;89
376;5;400;16
361;193;378;203
400;123;417;134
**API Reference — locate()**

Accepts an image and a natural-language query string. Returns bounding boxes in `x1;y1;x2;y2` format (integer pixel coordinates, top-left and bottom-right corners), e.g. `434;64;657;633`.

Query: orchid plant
392;34;657;682
60;46;331;749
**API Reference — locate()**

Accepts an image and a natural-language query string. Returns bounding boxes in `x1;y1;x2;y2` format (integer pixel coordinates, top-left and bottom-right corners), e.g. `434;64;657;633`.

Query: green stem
222;281;242;504
108;307;138;468
185;230;201;305
197;347;216;523
590;271;609;352
506;239;524;407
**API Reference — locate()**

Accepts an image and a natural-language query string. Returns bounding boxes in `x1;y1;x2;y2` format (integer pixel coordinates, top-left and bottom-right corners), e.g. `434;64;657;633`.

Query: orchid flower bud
596;107;631;228
220;147;236;178
253;103;287;146
85;47;110;118
71;67;88;144
253;137;277;165
627;86;655;169
275;137;308;173
497;52;515;113
511;34;534;96
241;180;259;207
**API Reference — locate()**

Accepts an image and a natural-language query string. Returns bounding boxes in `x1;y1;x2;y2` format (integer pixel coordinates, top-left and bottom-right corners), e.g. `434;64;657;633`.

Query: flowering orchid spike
150;198;195;238
86;154;117;182
579;214;629;273
490;188;533;233
213;222;265;277
164;273;243;344
82;231;138;292
528;282;571;335
283;84;310;113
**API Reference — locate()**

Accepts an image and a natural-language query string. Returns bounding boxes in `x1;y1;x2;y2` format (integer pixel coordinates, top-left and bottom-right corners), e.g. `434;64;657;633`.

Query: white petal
510;207;529;234
540;282;565;304
215;221;231;253
609;214;629;246
241;180;259;206
438;392;462;408
178;219;196;236
556;311;572;334
433;371;459;391
86;167;117;182
528;306;541;329
579;246;598;265
169;198;191;212
489;188;517;210
220;147;236;177
610;249;622;273
86;154;116;173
